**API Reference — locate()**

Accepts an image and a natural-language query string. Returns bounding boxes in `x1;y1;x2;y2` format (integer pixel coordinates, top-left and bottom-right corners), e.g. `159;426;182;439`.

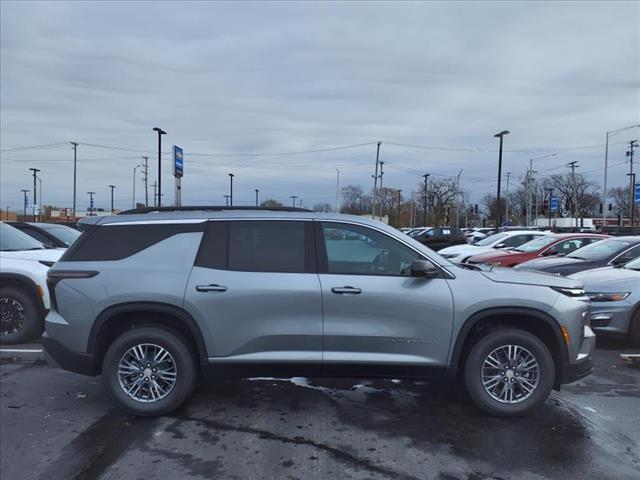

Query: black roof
118;205;312;215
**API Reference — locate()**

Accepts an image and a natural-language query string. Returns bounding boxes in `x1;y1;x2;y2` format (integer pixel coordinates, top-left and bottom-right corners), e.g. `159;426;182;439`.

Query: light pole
132;165;142;208
290;195;298;208
422;173;430;226
627;140;638;226
20;189;29;220
396;189;402;227
36;176;42;220
71;142;78;219
603;125;640;226
255;189;259;207
108;185;116;214
152;127;166;207
87;192;96;216
29;167;40;221
141;156;149;207
335;169;340;213
627;172;636;226
493;130;510;227
228;173;235;206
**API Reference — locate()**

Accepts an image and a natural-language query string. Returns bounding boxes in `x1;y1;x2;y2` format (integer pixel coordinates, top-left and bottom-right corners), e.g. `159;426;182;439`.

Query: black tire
0;286;43;344
464;328;555;417
102;326;198;416
629;308;640;349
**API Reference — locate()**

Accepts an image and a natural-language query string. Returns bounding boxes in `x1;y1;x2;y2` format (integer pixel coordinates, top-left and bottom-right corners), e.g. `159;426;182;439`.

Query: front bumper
589;301;633;335
559;325;595;385
41;332;97;376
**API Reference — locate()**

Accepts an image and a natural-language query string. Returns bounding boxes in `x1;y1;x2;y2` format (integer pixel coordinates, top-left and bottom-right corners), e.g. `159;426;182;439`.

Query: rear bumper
41;332;97;376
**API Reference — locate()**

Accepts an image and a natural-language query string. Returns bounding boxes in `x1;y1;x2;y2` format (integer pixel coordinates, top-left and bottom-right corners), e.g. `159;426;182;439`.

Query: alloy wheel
481;344;540;404
117;343;177;403
0;298;25;336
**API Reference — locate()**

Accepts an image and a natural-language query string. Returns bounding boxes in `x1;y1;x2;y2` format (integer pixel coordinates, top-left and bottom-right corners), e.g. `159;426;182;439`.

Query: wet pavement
1;339;638;480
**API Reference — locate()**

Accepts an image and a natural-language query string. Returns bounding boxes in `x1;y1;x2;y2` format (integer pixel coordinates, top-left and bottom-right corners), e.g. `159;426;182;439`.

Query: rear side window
195;220;314;273
62;223;204;261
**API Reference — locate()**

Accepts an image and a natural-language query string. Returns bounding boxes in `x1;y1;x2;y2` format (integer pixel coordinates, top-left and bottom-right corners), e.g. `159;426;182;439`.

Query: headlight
586;292;630;302
552;286;586;297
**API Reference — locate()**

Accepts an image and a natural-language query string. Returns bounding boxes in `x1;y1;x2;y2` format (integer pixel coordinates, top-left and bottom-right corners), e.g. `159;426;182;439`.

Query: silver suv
43;207;595;417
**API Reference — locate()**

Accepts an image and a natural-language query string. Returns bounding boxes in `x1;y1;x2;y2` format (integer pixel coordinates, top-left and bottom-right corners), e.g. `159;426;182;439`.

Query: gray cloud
1;0;639;211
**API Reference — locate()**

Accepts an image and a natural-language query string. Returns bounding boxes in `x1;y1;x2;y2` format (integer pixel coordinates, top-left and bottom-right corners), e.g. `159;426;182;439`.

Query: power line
0;142;68;152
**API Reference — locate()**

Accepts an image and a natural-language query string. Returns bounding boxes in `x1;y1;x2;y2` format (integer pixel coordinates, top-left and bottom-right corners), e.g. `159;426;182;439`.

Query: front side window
320;222;421;276
514;236;557;253
553;238;590;255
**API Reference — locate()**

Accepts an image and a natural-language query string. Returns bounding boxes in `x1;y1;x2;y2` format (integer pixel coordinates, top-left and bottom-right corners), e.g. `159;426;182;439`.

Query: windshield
39;225;81;246
514;235;557;252
409;228;429;237
567;238;634;260
476;233;508;247
0;223;45;251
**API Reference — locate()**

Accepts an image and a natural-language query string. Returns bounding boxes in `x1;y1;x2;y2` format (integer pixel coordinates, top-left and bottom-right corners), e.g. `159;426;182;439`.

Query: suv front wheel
102;326;197;416
464;328;555;417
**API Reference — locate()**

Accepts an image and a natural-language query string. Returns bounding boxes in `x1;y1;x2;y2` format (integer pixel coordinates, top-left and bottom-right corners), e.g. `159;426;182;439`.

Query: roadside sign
173;145;184;178
550;196;559;212
635;184;640;204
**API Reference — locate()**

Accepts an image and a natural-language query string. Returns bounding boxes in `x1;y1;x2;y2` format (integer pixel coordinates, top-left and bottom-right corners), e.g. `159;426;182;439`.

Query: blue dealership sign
173;145;184;178
635;184;640;204
550;196;559;212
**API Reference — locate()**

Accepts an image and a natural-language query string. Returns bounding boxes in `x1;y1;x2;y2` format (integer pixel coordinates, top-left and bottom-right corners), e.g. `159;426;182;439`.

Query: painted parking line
0;349;44;353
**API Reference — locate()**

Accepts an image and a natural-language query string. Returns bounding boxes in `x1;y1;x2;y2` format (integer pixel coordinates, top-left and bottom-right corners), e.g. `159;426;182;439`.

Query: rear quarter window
61;222;204;261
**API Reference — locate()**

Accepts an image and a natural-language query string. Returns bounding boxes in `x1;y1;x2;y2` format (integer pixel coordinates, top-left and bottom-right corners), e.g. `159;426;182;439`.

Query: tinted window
64;222;204;261
194;221;228;269
552;238;590;254
614;245;640;264
228;221;309;273
320;222;421;276
21;227;55;246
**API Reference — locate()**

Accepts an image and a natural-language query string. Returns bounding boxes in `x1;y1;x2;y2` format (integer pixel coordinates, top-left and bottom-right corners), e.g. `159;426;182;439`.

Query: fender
0;272;46;314
88;301;208;364
449;306;569;369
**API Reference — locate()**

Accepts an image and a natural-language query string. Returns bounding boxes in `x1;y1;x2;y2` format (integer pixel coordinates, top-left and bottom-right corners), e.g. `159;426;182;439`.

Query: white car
439;230;550;263
0;222;64;344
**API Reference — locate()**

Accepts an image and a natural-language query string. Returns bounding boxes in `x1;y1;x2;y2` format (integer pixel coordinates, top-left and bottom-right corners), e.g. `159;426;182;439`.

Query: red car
466;233;609;267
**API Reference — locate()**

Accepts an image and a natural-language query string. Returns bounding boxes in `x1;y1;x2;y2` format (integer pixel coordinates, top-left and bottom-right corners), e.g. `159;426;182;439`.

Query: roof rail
118;205;313;215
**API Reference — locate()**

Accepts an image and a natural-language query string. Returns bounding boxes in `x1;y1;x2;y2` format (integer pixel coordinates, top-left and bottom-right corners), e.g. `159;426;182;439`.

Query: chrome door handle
331;286;362;295
196;284;227;292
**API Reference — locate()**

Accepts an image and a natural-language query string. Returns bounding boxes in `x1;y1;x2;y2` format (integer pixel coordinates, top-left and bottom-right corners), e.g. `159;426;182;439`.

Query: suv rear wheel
0;286;42;344
102;326;197;416
464;328;554;417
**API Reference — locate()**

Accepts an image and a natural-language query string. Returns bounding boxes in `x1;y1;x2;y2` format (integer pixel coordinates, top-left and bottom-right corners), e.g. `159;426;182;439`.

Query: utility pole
71;142;78;219
87;191;96;216
152;181;158;207
455;170;463;228
255;189;259;207
396;189;402;227
108;185;115;214
228;173;235;206
493;130;510;227
546;187;554;230
290;195;298;208
505;171;511;224
378;161;384;220
20;189;29;220
372;141;381;218
141;156;149;207
422;174;430;226
335;169;340;213
29;168;40;221
627;140;637;226
152;127;166;207
567;161;579;227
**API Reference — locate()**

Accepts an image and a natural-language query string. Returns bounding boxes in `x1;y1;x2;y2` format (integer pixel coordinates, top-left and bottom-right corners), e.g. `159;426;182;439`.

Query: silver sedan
569;257;640;346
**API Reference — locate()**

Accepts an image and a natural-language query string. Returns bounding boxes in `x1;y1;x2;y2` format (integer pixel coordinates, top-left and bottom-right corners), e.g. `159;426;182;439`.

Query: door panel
184;220;323;363
317;222;455;370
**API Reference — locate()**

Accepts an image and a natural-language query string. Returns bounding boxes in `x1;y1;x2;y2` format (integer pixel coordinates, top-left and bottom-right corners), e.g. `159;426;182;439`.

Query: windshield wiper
568;256;585;260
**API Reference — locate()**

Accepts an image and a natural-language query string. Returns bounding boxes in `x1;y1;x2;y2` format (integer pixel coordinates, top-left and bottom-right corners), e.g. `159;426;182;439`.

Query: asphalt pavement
1;339;638;480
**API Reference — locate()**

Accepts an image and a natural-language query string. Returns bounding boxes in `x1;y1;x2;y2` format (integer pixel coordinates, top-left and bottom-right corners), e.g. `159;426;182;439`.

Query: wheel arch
450;307;569;387
88;302;208;373
0;272;45;315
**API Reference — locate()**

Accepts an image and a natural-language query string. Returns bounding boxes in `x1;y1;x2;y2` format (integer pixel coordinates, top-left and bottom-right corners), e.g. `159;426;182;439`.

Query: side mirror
542;249;557;257
411;259;439;278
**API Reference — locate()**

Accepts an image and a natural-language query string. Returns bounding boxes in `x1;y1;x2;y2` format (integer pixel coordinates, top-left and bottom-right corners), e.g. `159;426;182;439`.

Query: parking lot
1;338;638;480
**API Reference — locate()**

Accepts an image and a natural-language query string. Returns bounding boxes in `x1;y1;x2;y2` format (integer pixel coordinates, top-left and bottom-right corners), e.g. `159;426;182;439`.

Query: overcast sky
1;1;639;212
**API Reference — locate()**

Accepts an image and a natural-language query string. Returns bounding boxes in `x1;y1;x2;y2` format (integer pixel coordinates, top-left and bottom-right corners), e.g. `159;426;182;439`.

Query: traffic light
608;203;613;212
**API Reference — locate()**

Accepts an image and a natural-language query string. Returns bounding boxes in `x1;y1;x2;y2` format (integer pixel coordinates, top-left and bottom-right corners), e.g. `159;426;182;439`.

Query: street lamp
255;189;259;207
152;127;166;207
228;173;235;206
108;185;116;214
290;195;298;208
29;167;40;221
493;130;510;227
133;165;142;208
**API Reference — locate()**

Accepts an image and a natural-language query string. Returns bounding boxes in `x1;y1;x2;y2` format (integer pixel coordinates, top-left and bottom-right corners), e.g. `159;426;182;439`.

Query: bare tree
260;199;283;208
312;203;333;212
